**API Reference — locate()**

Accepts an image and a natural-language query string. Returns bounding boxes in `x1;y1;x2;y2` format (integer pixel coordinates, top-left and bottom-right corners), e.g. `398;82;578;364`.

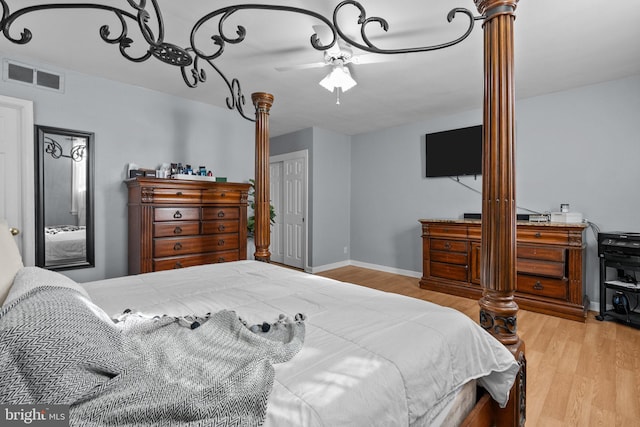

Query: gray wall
2;53;255;282
311;127;350;266
350;75;640;307
271;126;351;268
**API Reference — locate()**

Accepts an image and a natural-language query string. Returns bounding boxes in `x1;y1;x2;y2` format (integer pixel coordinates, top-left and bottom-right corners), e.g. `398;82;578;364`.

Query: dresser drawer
517;229;569;245
517;258;565;278
152;250;240;271
517;274;568;300
202;220;240;235
154;207;200;222
517;245;565;262
467;227;482;240
154;235;220;257
431;238;468;253
202;207;240;220
152;254;217;271
202;189;244;204
430;262;469;282
209;234;239;252
149;188;201;204
431;251;468;266
429;225;468;239
210;250;240;264
153;221;199;237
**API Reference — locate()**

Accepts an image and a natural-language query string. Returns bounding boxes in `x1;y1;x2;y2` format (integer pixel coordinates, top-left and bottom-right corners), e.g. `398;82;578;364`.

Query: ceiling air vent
3;59;64;92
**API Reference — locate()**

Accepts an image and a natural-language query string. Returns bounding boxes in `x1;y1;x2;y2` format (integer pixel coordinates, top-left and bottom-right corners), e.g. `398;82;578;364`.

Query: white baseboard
308;260;351;274
309;259;421;278
349;260;422;278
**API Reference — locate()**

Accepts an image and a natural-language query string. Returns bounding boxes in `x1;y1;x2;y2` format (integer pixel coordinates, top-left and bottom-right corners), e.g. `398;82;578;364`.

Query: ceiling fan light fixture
319;65;357;93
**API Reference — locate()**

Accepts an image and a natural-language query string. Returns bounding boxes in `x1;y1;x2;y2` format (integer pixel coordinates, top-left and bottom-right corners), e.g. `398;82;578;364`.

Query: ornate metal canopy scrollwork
0;0;483;121
43;136;86;162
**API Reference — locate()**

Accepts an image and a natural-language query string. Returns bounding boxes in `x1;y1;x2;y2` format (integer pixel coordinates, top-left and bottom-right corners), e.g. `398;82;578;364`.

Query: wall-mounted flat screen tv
425;125;482;177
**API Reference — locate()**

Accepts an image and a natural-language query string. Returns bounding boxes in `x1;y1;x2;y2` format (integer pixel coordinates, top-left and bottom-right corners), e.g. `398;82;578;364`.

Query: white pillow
0;219;24;305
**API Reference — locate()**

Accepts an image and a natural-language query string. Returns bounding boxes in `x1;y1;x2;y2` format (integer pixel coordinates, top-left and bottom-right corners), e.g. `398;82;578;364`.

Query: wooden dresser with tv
419;219;588;321
126;177;250;274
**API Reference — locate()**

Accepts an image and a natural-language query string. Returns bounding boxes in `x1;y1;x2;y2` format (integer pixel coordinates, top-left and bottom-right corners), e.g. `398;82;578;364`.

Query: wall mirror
35;125;95;270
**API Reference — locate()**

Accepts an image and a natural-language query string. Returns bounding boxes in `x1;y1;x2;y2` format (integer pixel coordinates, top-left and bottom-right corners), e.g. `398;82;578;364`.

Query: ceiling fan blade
349;53;407;65
275;61;329;72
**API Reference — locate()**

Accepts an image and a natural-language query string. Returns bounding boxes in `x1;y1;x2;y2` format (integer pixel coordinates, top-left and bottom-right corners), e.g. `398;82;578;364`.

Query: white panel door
0;96;34;263
269;161;284;263
0;105;20;240
270;151;307;269
283;157;305;268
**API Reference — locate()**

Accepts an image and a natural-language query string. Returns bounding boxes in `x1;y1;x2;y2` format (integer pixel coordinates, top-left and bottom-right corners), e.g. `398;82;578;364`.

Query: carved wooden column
474;1;525;426
251;92;274;262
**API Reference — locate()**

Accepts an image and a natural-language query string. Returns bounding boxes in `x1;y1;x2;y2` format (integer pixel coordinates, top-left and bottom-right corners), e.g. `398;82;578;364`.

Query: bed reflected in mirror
35;125;94;270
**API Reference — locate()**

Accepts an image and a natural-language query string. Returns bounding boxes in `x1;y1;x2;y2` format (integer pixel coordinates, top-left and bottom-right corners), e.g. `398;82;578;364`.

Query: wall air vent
3;59;64;92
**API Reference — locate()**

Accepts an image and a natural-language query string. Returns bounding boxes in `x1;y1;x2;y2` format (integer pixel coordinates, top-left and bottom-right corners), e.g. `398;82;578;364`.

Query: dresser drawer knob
174;261;183;269
444;242;451;249
217;211;225;218
533;281;544;290
173;226;182;234
534;232;541;238
173;210;182;219
217;257;226;263
220;192;226;197
173;242;183;251
176;191;183;196
218;225;225;232
218;239;225;246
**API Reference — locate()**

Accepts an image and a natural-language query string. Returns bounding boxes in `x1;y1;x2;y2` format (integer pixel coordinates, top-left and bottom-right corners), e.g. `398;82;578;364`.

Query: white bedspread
45;226;86;263
83;261;519;426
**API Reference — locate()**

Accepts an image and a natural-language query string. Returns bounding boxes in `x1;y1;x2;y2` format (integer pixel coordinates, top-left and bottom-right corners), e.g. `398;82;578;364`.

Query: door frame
269;150;309;271
0;95;35;265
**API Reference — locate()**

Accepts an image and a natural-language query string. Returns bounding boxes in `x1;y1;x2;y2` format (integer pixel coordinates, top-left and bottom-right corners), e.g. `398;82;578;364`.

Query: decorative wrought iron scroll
0;0;483;121
44;136;86;162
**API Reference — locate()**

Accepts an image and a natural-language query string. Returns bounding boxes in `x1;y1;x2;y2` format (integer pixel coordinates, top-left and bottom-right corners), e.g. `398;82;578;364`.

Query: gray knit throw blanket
1;281;305;427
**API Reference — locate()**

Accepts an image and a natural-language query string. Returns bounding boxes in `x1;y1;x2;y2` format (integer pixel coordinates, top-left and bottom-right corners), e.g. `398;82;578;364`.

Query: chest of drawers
126;178;250;274
419;219;588;321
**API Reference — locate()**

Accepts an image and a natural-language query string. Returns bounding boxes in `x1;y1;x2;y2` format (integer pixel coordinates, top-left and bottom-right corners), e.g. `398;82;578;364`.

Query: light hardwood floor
316;266;640;427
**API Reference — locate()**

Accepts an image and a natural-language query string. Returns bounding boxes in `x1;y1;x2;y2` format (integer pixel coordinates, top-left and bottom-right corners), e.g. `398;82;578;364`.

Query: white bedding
83;261;519;426
45;225;86;264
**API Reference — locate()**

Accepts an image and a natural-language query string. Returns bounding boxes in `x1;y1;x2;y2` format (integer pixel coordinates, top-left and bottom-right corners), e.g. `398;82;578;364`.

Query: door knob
9;227;20;236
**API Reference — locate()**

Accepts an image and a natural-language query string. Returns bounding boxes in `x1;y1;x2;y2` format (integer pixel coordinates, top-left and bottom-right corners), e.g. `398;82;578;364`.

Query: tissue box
550;212;583;223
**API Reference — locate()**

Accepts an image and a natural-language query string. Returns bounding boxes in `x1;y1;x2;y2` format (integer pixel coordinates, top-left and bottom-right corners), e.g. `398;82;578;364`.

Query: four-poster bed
248;2;525;423
1;0;525;425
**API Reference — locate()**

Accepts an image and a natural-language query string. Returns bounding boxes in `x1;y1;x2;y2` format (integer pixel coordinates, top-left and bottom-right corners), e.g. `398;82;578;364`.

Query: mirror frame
35;125;95;270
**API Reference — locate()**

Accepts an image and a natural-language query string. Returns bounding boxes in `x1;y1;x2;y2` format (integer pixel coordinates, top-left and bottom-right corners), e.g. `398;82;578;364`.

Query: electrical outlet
343;246;348;254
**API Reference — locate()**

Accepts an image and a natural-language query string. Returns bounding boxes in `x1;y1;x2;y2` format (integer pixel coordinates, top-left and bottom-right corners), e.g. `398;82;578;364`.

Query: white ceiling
1;0;639;137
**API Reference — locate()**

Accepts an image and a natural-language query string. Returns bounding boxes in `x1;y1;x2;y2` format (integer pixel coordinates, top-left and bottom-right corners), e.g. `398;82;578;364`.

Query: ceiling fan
275;25;405;103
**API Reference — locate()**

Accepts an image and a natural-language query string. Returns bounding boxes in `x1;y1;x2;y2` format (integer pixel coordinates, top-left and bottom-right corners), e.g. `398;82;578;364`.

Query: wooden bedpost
474;1;526;426
251;92;274;262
